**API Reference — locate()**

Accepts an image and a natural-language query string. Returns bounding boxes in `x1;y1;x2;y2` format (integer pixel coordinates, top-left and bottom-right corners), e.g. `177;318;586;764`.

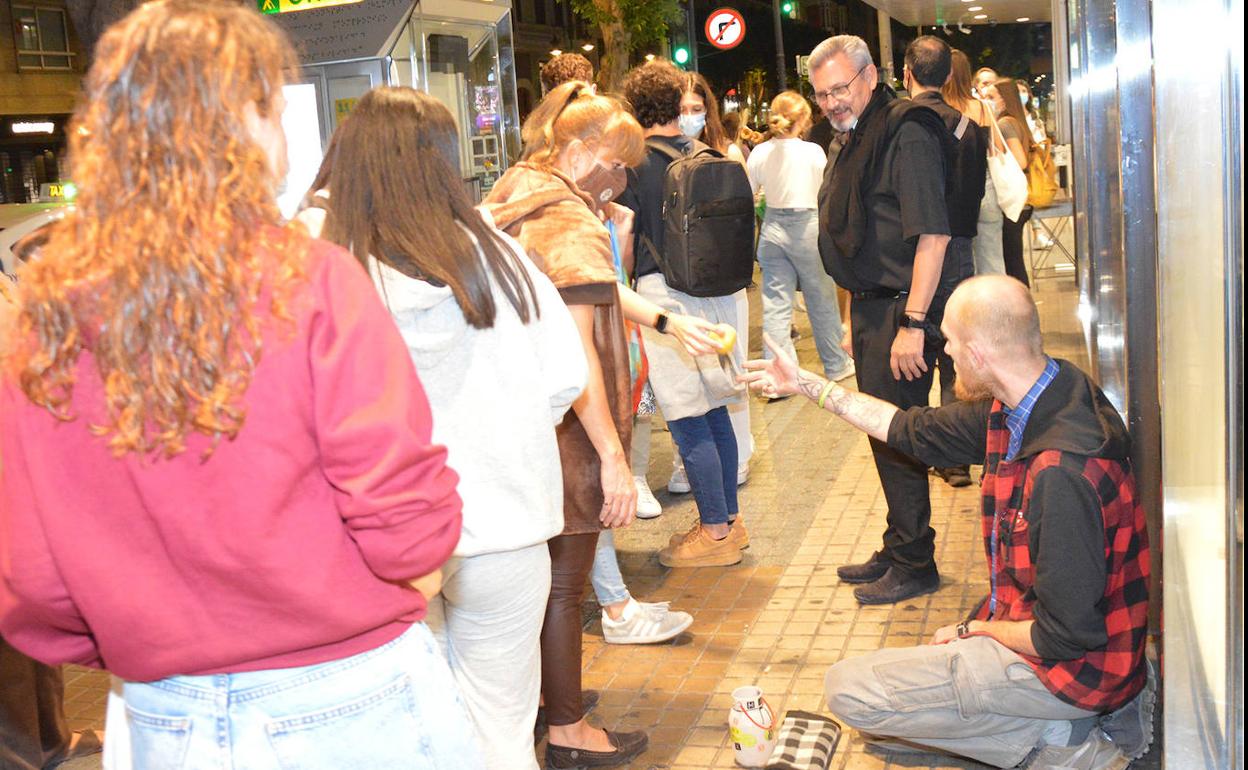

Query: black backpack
641;138;756;298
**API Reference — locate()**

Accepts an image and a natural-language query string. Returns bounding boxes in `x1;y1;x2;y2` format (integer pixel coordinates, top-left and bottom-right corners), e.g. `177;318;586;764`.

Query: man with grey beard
811;34;954;605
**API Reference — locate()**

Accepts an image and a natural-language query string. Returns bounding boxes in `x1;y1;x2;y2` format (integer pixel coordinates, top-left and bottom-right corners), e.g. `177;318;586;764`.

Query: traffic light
782;1;796;18
674;45;690;66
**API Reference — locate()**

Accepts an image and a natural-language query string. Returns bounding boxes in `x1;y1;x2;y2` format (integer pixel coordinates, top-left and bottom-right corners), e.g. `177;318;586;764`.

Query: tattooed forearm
796;370;825;401
797;371;898;442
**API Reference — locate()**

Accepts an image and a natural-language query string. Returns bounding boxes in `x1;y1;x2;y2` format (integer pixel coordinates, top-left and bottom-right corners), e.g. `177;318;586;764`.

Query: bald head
945;276;1044;361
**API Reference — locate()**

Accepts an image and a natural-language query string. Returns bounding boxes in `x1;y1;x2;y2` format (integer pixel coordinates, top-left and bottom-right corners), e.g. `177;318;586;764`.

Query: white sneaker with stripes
602;598;693;644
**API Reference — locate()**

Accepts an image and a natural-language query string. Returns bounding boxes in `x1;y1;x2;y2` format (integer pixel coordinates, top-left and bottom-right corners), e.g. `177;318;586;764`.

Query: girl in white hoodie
299;87;588;770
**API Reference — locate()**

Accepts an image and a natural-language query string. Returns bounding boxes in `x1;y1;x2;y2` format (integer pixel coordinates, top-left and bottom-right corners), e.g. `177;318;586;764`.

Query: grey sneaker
1099;657;1157;760
667;466;691;494
830;361;856;382
1022;729;1129;770
602;599;693;644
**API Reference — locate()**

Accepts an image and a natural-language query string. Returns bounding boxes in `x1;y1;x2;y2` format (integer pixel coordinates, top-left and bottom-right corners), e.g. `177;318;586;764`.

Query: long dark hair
683;72;728;153
993;77;1033;154
310;87;536;328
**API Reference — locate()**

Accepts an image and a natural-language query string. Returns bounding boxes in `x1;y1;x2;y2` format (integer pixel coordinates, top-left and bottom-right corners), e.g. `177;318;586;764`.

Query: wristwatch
898;314;931;331
655;313;670;334
956;620;972;638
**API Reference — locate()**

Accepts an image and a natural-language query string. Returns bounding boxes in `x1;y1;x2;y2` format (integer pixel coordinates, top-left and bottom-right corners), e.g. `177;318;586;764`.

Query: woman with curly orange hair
0;2;478;767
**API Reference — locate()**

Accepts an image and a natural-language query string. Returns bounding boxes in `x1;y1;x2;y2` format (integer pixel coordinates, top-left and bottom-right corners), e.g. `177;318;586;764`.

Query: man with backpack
619;60;757;568
813;35;954;604
903;35;987;490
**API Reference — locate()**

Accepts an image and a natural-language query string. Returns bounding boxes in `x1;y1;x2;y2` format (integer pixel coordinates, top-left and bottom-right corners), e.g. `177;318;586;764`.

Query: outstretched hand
738;334;804;399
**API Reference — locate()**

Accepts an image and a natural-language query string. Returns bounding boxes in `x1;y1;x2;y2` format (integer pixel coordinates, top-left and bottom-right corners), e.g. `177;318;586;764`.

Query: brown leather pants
1;635;70;770
540;532;598;726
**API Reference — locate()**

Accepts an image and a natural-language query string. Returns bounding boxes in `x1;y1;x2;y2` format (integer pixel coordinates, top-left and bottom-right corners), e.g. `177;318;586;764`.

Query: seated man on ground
740;275;1153;770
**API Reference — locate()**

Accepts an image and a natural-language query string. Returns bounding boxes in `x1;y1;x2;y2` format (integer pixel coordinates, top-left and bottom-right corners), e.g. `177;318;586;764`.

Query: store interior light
974;13;988;19
967;5;982;10
1016;16;1031;21
11;121;54;135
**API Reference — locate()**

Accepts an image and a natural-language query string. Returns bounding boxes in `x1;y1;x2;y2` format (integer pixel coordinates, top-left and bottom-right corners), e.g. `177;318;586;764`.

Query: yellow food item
709;326;737;355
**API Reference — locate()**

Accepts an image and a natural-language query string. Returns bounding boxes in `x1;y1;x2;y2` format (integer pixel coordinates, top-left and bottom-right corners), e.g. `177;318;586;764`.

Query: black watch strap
655;313;669;334
956;620;971;638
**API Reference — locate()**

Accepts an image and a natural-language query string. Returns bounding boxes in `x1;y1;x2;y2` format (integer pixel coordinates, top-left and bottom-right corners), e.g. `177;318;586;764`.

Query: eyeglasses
813;65;869;104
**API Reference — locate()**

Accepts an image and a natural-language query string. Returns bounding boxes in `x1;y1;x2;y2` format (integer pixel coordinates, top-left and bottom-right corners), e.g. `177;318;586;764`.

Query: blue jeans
757;208;852;378
591;529;631;607
666;406;738;526
121;623;482;770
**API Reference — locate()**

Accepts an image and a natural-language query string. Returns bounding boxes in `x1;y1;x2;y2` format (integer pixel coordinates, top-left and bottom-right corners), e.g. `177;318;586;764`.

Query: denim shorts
120;623;482;770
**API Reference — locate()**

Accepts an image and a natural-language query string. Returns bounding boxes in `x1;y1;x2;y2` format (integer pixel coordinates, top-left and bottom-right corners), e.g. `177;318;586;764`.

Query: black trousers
1;635;70;770
851;293;945;574
1002;206;1033;287
933;237;977;408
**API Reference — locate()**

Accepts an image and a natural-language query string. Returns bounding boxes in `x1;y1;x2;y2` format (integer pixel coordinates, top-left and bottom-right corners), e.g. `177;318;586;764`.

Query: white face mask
678;113;707;138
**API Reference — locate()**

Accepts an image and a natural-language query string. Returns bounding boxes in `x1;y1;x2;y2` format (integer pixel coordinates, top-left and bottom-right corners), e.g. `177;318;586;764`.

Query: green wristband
817;380;837;410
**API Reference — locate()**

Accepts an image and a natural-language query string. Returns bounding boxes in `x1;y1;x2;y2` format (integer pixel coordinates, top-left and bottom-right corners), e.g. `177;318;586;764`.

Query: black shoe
853;566;940;605
836;551;891;584
535;690;600;743
934;466;973;488
546;729;649;769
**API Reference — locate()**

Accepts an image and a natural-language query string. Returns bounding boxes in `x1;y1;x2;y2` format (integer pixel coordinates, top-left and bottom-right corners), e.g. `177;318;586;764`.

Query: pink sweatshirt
0;237;462;682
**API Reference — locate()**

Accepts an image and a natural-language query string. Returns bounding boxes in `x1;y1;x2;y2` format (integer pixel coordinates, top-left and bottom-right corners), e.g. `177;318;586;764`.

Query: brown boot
659;526;742;568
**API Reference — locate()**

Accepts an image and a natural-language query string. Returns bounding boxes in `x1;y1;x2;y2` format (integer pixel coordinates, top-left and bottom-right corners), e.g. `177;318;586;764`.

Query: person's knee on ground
823;656;891;732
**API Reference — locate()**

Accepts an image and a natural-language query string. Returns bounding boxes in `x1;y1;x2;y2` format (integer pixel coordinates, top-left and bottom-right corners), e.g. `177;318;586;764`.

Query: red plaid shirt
976;404;1150;713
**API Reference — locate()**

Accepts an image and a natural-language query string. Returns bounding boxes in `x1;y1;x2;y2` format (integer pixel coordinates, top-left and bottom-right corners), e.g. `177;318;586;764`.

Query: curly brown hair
540;53;594;92
621;60;684;129
7;0;307;459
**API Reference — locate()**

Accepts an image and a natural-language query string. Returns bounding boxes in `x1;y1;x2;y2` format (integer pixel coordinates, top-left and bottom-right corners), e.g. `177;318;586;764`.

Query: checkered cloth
765;710;842;769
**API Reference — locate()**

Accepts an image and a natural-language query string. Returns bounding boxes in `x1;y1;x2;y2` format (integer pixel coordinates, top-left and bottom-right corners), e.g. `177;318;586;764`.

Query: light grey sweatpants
424;545;552;770
824;635;1098;768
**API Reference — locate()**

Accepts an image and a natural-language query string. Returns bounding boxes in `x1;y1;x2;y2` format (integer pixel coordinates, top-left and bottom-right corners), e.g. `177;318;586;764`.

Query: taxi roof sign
258;0;364;15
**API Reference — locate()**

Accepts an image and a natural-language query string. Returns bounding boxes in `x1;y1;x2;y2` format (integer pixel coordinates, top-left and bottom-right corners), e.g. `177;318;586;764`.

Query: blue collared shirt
1001;357;1059;461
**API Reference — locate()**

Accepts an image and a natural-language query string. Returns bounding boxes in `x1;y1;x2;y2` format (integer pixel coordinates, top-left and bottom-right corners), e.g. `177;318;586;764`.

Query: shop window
13;5;75;71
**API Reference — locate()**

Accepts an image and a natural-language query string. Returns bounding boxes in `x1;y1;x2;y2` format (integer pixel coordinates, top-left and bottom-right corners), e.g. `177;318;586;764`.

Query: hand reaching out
738;334;804;399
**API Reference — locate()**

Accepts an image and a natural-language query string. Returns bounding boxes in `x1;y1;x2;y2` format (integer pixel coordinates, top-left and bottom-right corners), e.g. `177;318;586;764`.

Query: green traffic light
781;1;792;11
674;47;690;65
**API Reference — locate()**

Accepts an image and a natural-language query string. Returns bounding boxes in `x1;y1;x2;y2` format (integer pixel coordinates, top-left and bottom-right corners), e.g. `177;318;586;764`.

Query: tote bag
986;108;1028;222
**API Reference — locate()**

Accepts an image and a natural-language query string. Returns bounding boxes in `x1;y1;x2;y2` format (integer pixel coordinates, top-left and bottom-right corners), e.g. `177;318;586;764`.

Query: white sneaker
669;465;748;492
634;476;662;519
602;598;693;644
667;466;691;494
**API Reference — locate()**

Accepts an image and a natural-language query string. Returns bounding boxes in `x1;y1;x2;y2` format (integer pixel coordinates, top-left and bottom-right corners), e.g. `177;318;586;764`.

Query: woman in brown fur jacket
485;82;721;769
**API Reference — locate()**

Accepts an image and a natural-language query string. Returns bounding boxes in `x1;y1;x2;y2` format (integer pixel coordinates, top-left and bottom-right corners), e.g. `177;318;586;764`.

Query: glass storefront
269;0;520;210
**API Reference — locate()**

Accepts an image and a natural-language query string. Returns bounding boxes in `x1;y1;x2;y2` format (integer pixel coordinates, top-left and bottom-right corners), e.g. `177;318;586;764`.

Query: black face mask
576;163;627;209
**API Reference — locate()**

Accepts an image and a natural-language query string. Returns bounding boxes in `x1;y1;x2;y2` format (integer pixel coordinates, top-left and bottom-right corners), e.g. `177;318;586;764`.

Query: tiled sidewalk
569;393;990;770
57;269;1160;770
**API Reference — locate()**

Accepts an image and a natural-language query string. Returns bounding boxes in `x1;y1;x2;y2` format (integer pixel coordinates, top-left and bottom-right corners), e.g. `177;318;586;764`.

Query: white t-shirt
746;137;827;210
